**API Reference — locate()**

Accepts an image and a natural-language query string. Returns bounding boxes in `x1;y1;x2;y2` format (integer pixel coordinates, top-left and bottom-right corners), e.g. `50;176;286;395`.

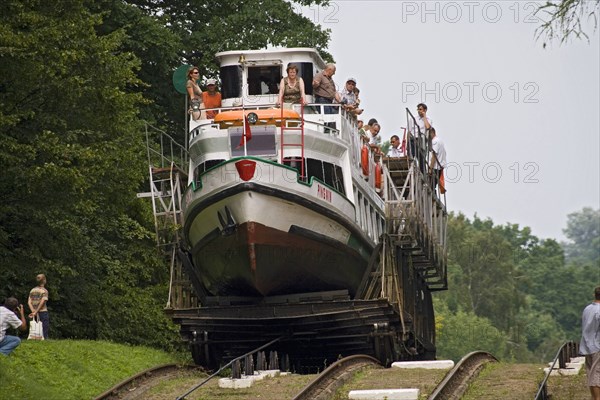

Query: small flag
239;114;252;147
439;169;446;194
401;127;407;154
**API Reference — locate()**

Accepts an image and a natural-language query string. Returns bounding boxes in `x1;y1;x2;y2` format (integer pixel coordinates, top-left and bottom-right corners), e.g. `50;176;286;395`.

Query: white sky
302;0;600;241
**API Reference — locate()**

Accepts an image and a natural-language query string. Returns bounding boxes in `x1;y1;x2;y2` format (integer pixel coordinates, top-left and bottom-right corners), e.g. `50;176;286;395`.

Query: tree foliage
536;0;600;47
435;300;510;362
92;0;333;138
0;0;332;350
0;0;178;348
436;210;597;362
562;207;600;265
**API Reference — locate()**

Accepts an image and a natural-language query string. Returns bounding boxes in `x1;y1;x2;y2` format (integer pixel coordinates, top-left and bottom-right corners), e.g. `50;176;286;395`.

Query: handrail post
534;341;580;400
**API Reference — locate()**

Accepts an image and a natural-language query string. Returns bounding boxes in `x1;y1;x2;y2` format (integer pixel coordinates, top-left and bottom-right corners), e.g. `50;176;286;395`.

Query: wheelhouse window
304;158;345;195
220;65;242;99
295;62;314;96
194;159;225;185
229;126;277;157
248;66;281;95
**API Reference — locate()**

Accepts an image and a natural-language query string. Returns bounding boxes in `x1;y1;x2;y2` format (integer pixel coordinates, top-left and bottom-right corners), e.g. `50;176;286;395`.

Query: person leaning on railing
368;123;383;154
388;135;405;157
277;64;306;109
340;77;363;117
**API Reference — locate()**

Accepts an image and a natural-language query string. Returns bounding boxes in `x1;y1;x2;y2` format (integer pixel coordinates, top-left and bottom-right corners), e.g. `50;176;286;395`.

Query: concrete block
348;388;420;400
218;377;254;389
558;367;582;376
249;372;265;381
544;365;582;376
257;369;280;378
392;360;454;369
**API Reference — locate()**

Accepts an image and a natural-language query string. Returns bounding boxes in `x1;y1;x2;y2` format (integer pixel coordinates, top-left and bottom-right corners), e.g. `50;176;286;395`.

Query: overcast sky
301;0;600;241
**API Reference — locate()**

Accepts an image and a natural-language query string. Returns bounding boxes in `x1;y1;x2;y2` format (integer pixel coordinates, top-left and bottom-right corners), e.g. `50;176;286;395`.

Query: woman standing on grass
28;274;49;339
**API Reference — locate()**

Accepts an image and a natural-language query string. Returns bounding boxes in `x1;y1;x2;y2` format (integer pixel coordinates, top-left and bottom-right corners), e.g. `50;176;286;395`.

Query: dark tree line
0;0;331;349
436;209;599;362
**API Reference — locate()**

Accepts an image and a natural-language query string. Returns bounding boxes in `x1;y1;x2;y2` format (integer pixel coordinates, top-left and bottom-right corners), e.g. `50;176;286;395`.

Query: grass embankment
461;362;590;400
0;339;184;400
331;366;448;400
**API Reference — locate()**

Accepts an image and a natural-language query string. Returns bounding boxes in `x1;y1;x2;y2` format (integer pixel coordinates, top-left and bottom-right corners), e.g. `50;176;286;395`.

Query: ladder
279;103;305;179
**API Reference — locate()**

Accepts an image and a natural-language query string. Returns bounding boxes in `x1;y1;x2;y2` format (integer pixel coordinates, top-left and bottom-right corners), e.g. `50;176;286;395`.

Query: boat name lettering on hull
317;184;332;202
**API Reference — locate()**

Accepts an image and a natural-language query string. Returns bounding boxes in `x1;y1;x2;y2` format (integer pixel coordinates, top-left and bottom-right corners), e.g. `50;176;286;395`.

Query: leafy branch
535;0;600;47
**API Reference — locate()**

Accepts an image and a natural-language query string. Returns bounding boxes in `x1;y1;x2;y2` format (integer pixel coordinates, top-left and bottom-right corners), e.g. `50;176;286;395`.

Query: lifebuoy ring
361;145;369;176
375;163;382;193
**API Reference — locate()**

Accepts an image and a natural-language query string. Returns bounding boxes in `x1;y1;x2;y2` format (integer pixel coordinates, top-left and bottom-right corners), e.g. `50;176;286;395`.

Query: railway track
428;351;498;400
94;363;200;400
96;350;497;400
291;354;382;400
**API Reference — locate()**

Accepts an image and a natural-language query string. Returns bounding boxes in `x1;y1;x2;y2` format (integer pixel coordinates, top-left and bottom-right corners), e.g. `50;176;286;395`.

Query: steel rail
428;351;498;400
291;354;382;400
94;363;198;400
176;335;283;400
534;340;579;400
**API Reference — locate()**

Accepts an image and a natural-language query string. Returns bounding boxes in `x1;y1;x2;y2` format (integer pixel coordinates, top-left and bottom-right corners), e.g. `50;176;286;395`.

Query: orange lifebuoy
361;145;369;176
375;163;382;193
214;108;299;122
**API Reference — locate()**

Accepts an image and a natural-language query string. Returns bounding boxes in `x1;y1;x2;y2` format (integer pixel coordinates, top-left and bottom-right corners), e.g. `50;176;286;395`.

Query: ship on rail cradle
144;47;449;370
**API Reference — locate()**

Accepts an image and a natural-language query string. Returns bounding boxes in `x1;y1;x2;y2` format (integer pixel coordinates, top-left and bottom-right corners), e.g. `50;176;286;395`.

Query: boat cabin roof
215;48;327;69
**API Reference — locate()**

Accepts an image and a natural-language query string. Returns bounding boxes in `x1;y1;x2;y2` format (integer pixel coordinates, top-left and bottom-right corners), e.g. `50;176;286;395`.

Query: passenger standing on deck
357;120;369;143
202;78;222;119
186;66;203;120
416;103;433;137
186;66;202;102
413;103;432;174
368;123;382;153
388;135;405;157
312;63;340;114
277;64;306;108
0;297;27;356
340;78;363;116
580;286;600;400
28;274;49;339
429;128;447;191
360;118;377;144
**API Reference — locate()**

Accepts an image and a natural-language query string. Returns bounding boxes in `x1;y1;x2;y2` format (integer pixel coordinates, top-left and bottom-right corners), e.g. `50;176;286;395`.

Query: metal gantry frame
141;123;197;309
378;109;448;292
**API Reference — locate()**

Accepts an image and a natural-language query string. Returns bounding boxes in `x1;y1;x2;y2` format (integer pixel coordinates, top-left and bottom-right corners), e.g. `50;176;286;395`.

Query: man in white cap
340;77;363;116
202;78;222;119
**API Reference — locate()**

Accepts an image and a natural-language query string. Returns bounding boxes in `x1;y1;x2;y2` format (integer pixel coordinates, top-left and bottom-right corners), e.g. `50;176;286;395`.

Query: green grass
0;339;184;400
